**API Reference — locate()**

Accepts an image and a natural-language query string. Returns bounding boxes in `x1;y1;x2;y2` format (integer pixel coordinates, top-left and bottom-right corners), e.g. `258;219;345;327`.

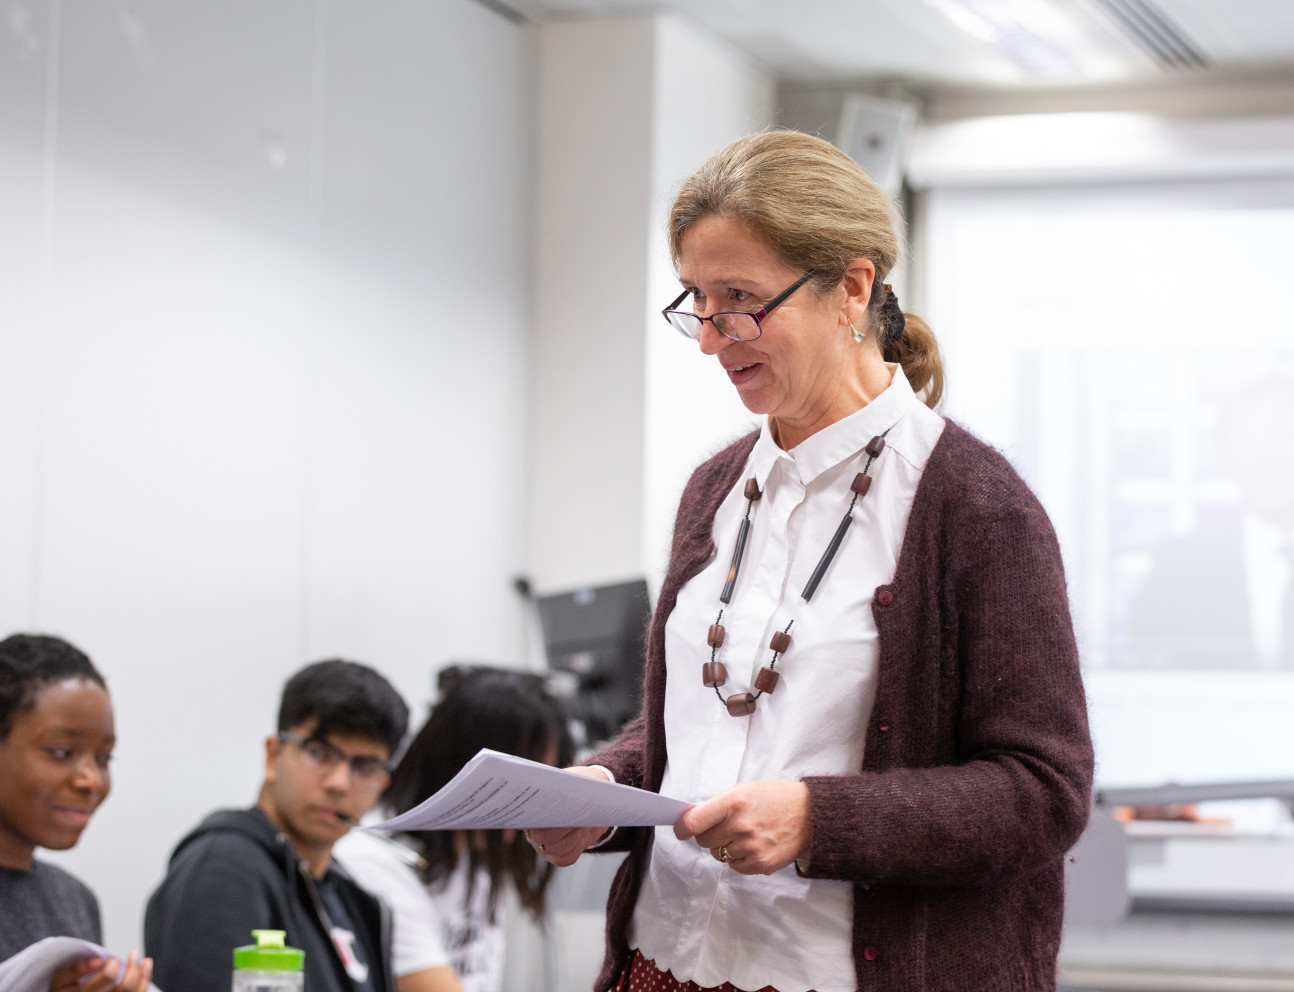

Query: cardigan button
877;589;893;606
878;723;890;732
863;946;878;962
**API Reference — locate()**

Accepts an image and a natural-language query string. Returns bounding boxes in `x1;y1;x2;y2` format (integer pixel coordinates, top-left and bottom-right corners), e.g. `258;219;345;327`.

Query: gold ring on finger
719;845;734;863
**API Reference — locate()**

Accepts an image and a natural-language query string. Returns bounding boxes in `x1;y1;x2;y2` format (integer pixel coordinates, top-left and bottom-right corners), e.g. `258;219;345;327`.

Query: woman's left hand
673;779;812;875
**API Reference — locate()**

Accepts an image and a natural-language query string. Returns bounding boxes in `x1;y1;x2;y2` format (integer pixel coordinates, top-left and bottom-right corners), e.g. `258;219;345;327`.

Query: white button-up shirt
630;366;945;992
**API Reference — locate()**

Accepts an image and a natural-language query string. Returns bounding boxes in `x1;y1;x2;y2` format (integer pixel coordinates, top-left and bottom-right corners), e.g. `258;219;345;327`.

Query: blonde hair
668;130;943;408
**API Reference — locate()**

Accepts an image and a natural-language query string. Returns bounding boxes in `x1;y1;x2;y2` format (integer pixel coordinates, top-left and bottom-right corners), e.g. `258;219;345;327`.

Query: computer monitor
536;578;651;746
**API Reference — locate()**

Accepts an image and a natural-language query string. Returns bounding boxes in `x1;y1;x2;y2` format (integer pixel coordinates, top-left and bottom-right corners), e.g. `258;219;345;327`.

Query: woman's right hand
523;766;613;867
50;952;153;992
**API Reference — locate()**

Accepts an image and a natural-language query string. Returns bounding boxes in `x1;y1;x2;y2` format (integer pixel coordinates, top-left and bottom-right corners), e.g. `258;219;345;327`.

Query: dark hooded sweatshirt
144;807;394;992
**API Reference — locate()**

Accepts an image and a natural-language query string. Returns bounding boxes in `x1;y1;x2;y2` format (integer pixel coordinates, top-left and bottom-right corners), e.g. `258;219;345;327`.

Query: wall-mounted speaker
836;93;918;194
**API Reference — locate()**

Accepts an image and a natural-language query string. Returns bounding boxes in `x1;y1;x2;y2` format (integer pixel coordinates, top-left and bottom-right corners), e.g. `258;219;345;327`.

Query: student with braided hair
0;633;152;992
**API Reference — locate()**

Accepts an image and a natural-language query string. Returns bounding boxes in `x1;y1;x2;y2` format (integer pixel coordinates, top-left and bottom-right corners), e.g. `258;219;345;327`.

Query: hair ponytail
881;311;942;408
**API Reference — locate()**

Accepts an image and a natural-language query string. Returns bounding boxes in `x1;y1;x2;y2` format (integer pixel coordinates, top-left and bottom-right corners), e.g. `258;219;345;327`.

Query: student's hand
674;778;812;876
51;951;154;992
396;964;466;992
523;766;613;867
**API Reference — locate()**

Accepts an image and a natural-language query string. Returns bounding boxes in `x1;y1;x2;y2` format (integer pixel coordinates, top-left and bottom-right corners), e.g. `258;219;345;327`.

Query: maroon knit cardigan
587;420;1094;992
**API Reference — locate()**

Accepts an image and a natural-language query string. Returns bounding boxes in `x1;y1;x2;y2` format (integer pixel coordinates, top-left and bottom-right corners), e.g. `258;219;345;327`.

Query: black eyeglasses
662;270;816;343
278;732;391;784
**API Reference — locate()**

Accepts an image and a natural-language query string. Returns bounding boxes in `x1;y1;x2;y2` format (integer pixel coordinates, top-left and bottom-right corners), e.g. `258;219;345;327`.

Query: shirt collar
749;364;918;487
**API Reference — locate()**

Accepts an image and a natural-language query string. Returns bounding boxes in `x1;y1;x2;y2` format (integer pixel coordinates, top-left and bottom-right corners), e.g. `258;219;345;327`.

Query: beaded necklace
701;429;893;717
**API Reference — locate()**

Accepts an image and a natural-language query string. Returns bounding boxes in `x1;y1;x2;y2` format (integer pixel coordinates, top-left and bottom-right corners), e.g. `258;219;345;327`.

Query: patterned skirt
615;949;815;992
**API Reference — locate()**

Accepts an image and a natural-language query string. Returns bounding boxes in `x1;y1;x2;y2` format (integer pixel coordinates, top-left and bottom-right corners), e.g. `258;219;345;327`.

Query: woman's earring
850;321;866;344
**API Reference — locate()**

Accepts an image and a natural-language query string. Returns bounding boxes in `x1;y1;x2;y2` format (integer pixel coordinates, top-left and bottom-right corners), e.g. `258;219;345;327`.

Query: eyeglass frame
277;731;392;783
662;269;817;342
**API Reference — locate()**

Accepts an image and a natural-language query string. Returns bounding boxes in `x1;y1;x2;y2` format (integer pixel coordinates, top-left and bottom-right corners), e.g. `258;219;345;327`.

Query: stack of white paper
370;749;692;831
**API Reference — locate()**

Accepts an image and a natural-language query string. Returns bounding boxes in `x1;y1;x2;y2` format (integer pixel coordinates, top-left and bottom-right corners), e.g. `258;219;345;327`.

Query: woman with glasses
526;130;1093;992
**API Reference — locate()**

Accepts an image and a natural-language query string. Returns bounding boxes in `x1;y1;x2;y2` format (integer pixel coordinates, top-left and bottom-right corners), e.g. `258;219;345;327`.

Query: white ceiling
508;0;1294;89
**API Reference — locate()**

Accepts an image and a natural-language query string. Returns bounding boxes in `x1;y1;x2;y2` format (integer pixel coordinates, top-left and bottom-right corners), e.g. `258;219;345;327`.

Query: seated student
144;659;409;992
335;667;573;992
0;633;152;992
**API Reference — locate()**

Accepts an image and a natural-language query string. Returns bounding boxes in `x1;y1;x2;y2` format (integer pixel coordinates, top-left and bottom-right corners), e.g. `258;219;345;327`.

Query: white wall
530;14;774;598
530;17;656;595
643;17;777;589
0;0;532;954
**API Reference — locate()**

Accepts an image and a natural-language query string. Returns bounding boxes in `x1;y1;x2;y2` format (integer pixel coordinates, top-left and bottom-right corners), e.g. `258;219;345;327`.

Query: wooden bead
850;473;872;498
754;667;780;694
769;630;791;654
744;477;762;500
725;692;757;717
865;435;886;458
707;624;726;648
702;661;728;688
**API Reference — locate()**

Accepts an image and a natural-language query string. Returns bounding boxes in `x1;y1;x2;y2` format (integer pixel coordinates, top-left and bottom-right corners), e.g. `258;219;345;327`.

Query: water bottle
232;929;304;992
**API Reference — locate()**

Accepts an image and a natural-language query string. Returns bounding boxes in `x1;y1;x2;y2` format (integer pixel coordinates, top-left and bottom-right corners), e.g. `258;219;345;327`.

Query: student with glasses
145;659;409;992
526;131;1093;992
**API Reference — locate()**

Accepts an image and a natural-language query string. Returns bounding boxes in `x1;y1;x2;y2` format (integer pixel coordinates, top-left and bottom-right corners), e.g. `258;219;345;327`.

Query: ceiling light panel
919;0;1147;80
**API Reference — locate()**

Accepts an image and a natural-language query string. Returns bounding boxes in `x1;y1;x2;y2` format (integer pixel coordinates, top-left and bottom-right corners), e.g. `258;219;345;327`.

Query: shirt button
877;589;894;606
863;946;878;962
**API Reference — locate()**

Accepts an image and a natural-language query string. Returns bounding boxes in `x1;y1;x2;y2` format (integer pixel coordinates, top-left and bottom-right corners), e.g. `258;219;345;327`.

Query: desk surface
1061;909;1294;990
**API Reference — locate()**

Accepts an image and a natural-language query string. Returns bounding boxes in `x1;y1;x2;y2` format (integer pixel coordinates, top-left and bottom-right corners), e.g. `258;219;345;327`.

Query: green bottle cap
233;930;305;972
